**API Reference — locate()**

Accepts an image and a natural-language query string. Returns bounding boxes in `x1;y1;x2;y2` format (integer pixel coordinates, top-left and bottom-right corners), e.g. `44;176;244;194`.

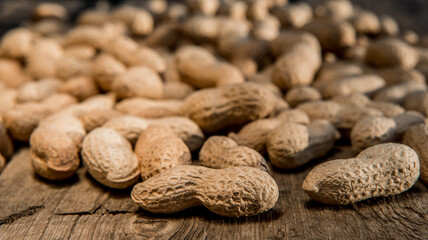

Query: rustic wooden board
0;147;427;239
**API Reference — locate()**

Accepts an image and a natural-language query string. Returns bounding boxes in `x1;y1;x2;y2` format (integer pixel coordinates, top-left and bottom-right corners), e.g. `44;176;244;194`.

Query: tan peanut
314;0;354;21
55;56;91;80
147;117;205;152
61;93;116;117
131;165;279;217
285;86;322;107
403;91;428;116
0;89;17;115
228;109;310;154
267;120;339;169
302;19;356;52
366;38;418;69
81;127;140;189
16;78;62;103
33;3;68;20
403;123;428;185
319;74;385;99
199;136;269;172
64;44;96;60
373;82;426;104
379;15;399;36
302;143;420;204
271;31;321;89
115;97;182;118
351;112;425;152
0;58;32;88
252;15;280;41
0;28;33;59
30;128;80;180
4;93;77;141
0;153;5;172
78;109;123;131
376;67;425;87
163;81;194;100
273;2;313;28
112;66;163;99
175;46;244;88
350;10;380;35
59;76;99;101
135;126;191;181
27;38;63;79
91;53;127;91
187;0;219;15
180;83;277;132
103;116;149;146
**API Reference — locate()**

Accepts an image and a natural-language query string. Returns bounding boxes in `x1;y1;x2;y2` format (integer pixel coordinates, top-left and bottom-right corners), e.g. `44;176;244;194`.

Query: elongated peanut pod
131;165;278;217
303;143;420;205
403;124;428;185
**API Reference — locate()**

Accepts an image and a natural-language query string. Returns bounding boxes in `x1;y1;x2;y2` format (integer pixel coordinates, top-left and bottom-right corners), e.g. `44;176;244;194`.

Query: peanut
228;109;310;153
30;128;80;180
115;97;182;118
267;120;339;169
285;86;322;107
91;53;127;91
403;91;428;116
350;10;380;35
273;2;313;28
103;116;149;146
314;0;354;21
112;66;163;99
33;3;68;20
135;126;191;181
78;109;123;131
373;82;426;104
59;76;99;101
376;67;425;86
180;83;277;132
16;78;62;103
199;136;269;172
302;143;420;204
403;123;428;185
319;74;385;98
0;89;17;115
0;28;33;59
0;117;14;159
0;58;32;88
366;38;418;69
131;165;279;217
0;153;5;172
351;112;425;152
175;46;244;88
82;127;140;189
27;38;63;79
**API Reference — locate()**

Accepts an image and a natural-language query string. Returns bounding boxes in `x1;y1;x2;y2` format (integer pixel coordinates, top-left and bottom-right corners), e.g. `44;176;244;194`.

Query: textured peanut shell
126;47;166;73
131;165;279;217
112;66;163;99
55;57;91;80
331;93;371;107
200;136;269;172
27;38;63;79
115;97;182;118
147;117;205;152
377;67;425;86
30;128;80;180
403;124;428;185
267;120;338;169
62;94;116;117
81;127;140;189
332;106;383;130
274;2;313;28
135;126;191;181
367;101;405;118
302;143;420;204
351;116;396;153
180;83;277;132
402;91;428;116
163;81;194;100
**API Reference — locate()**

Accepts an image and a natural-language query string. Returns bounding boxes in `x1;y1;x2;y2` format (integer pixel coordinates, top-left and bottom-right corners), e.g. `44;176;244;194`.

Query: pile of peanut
0;0;427;217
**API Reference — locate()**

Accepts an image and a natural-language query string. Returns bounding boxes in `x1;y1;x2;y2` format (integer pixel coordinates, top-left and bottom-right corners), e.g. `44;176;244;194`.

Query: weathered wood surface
0;147;427;240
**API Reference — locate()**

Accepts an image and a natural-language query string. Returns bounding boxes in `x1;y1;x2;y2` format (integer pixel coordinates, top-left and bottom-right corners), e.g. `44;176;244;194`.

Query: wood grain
0;147;426;239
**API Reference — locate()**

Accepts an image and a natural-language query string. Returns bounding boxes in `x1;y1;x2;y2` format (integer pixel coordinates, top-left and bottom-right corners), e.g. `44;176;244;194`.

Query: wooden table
1;146;426;239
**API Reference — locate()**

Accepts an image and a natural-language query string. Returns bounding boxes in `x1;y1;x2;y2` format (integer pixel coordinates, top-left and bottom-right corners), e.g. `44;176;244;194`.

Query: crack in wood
0;205;44;225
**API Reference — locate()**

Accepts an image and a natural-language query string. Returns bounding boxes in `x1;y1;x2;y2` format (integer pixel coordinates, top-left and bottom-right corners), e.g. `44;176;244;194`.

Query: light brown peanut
180;83;277;132
131;165;279;217
351;112;425;152
267;120;339;169
135;126;191;181
303;143;420;204
115;97;182;118
199;136;269;172
81;127;140;189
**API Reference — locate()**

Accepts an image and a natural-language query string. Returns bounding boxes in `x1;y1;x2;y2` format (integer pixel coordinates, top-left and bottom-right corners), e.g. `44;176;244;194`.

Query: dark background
0;0;427;36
